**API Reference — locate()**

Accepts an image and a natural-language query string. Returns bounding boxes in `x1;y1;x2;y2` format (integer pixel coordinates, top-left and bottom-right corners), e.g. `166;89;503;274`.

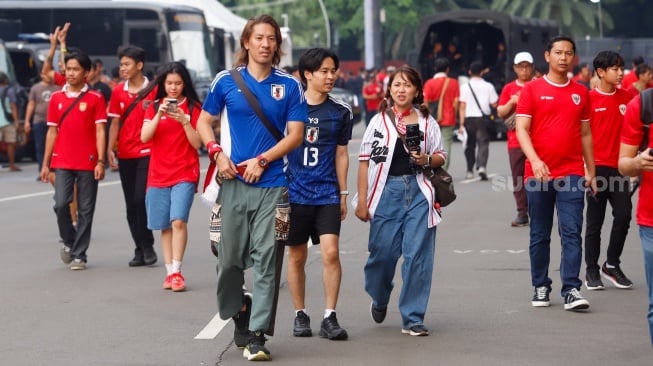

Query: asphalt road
1;121;651;365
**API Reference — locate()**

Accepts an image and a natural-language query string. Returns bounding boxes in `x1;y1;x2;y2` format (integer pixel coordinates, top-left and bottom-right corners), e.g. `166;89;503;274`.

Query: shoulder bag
385;108;456;207
428;77;450;122
229;69;283;142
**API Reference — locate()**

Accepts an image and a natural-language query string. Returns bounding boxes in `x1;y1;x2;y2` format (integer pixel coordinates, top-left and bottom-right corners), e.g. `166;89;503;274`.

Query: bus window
165;12;212;81
126;26;160;63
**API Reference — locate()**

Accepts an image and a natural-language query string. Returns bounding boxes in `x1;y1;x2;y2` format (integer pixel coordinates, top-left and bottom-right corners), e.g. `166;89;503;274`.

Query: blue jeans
526;176;584;297
639;226;653;348
365;175;436;328
32;122;47;172
54;169;99;261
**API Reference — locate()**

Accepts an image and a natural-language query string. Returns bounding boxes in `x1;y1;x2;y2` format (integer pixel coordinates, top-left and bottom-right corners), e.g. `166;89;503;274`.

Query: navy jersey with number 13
287;96;353;205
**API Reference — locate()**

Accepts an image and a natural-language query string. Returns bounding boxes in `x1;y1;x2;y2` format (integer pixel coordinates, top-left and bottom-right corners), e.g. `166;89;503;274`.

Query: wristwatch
257;155;269;169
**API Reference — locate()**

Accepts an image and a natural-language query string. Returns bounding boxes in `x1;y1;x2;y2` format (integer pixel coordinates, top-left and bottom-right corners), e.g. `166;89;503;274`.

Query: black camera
405;124;424;175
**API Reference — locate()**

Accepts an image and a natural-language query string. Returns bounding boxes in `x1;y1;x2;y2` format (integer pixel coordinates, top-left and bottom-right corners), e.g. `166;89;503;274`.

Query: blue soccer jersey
202;66;308;188
287;95;353;205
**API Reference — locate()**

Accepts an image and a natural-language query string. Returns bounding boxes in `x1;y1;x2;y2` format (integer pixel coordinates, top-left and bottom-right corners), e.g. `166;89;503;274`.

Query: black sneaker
401;324;429;336
293;310;312;337
233;292;252;348
564;288;590;311
370;302;387;324
600;262;633;289
585;269;605;291
243;330;270;361
531;286;551;307
319;312;348;340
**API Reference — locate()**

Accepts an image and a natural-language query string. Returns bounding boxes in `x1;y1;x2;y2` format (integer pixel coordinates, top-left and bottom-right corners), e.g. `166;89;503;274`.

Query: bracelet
96;160;105;165
427;155;432;167
60;47;67;53
206;140;223;161
340;190;349;196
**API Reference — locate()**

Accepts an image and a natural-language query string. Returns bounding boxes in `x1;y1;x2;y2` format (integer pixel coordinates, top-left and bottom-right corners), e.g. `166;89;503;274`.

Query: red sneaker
162;274;173;290
171;272;186;292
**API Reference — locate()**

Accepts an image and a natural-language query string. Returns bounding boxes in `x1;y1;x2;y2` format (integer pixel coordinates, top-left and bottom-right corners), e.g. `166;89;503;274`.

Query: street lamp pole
317;0;331;48
590;0;603;39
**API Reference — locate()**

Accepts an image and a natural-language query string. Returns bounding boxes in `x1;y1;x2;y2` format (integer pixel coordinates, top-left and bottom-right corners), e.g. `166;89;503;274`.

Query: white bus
0;0;216;97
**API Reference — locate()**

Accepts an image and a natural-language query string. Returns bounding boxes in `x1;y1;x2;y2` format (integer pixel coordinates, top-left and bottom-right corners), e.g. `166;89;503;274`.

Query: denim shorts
145;182;195;230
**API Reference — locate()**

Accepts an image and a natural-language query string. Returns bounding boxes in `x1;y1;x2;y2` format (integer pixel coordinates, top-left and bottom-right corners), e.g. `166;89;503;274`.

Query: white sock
324;309;335;318
172;260;182;273
165;263;173;275
295;309;307;316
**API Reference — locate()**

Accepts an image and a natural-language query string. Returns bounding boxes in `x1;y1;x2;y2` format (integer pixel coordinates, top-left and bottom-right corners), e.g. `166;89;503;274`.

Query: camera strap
384;108;411;151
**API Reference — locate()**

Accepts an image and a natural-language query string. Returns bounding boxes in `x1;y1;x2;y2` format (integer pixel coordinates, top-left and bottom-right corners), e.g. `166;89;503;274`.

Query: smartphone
236;165;247;176
165;98;178;112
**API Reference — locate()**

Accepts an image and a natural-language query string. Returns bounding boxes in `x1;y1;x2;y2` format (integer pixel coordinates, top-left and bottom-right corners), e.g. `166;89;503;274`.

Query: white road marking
0;180;122;203
194;313;231;340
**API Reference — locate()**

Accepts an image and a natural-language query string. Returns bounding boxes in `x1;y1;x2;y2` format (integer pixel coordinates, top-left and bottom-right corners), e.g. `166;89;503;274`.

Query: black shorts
286;204;341;246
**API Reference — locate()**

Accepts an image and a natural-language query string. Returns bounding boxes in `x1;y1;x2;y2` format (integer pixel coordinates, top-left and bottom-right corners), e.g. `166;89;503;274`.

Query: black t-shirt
388;138;413;176
91;81;112;103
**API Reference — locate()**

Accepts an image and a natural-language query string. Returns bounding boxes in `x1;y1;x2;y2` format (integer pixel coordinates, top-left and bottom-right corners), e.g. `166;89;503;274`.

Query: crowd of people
3;13;653;362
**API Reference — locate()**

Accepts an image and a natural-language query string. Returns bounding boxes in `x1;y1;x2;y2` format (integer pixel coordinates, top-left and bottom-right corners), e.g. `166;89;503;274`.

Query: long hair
235;14;284;67
378;65;430;119
138;61;201;109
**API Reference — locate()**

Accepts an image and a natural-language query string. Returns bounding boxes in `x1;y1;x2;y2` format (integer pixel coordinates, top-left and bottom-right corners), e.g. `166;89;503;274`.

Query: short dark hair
546;35;576;54
298;48;339;84
469;61;484;76
434;57;449;73
65;51;92;71
593;50;625;72
117;45;146;64
0;71;8;84
632;56;645;67
635;63;652;78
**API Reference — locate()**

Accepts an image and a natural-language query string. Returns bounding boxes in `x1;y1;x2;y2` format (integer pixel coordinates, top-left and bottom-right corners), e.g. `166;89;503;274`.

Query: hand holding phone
165;98;178;113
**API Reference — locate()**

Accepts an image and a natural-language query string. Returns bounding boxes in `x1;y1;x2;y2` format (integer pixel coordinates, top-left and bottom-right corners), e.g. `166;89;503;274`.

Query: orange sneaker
162;274;173;290
171;272;186;292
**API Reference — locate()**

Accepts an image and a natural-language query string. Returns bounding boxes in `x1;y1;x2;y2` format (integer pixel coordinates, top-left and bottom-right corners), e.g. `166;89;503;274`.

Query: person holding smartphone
140;62;202;292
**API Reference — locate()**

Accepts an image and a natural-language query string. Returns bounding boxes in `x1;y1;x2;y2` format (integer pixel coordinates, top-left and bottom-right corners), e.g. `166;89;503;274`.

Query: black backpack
640;88;653;151
0;85;28;122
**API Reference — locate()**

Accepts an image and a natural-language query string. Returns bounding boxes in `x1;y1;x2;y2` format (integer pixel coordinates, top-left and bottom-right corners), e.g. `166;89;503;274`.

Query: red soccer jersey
47;86;107;171
621;71;638;90
516;76;590;179
423;74;460;127
621;95;653;226
589;87;631;168
498;79;528;149
143;98;200;189
363;82;383;111
108;81;155;159
54;72;66;87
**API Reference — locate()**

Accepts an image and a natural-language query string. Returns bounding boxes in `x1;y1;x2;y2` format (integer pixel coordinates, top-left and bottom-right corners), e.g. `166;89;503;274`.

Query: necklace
392;105;411;135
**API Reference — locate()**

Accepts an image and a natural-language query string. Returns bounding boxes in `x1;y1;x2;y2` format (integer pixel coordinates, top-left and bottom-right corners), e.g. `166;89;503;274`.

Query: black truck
413;10;559;90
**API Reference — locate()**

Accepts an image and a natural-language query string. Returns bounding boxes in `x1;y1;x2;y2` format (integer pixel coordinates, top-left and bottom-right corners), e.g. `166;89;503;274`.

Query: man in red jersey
516;35;596;311
107;46;157;267
583;51;634;291
423;57;459;170
619;85;653;349
42;22;70;87
40;51;107;271
497;51;534;227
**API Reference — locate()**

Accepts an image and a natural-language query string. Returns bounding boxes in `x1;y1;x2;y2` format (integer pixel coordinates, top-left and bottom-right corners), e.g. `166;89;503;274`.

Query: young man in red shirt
423;57;459;170
107;46;157;267
362;74;383;126
584;51;634;291
497;51;534;227
516;35;596;311
619;86;653;348
40;51;107;270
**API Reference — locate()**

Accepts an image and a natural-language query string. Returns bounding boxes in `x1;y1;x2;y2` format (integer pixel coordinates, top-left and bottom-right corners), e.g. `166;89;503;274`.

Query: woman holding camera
140;62;202;292
354;65;446;336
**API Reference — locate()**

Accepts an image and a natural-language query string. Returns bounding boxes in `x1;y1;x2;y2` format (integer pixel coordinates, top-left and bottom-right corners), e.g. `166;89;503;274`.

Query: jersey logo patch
79;102;87;112
571;93;581;105
306;126;319;143
619;104;627;115
271;84;285;100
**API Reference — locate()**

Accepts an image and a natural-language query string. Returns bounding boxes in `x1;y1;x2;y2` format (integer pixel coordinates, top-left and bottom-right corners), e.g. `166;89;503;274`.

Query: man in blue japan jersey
196;15;307;361
286;48;353;341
